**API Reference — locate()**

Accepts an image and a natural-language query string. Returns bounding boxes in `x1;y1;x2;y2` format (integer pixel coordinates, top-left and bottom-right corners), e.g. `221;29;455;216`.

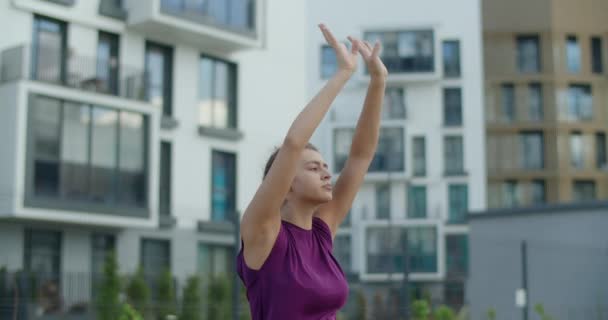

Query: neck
280;198;320;230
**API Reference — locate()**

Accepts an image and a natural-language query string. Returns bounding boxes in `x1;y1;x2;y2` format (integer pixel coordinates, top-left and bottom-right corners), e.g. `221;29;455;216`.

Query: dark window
364;30;434;73
567;84;593;121
321;45;337;79
159;142;172;216
519;131;544;169
444;136;464;175
412;136;426;176
407;185;427;219
531;180;546;205
448;184;468;224
442;40;461;77
91;233;116;298
117;111;147;207
596;132;607;169
197;243;233;278
211;150;236;222
503;180;519;207
199;56;238;129
160;0;255;31
32;15;67;83
408;227;437;273
572;180;596;201
516;35;540;73
141;239;171;277
97;31;120;94
443;88;462;126
334;128;404;173
332;235;352;273
24;229;62;278
31;96;61;197
382;87;406;119
375;183;391;219
528;83;543;121
591;37;603;74
446;234;468;276
90;107;119;204
145;41;173;117
501;84;515;122
570;132;584;169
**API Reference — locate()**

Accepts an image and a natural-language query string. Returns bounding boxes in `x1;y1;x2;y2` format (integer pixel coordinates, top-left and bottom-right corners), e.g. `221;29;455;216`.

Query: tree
207;274;231;320
352;288;368;320
486;308;496;320
126;268;150;317
411;300;430;320
95;251;121;320
118;303;144;320
238;282;251;320
534;303;554;320
156;269;177;320
433;305;456;320
179;276;202;320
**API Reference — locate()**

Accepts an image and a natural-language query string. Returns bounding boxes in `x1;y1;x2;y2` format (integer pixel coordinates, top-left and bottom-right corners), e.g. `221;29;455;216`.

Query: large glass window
160;0;255;31
333;128;404;173
199;56;237;129
141;239;171;277
567;84;593;121
566;35;581;73
197;243;232;278
408;227;437;273
443;88;462;126
519;132;544;169
516;35;540;73
364;30;434;73
446;235;468;276
28;95;148;210
145;42;173;117
382;87;406;120
24;229;62;278
591;37;603;74
32;15;67;82
444;136;464;175
366;227;437;274
407;186;427;219
448;184;468;224
211;150;236;222
442;40;460;77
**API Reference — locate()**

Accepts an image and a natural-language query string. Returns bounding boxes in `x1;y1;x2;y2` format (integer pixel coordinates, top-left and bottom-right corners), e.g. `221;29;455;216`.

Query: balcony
0;44;147;101
127;0;261;52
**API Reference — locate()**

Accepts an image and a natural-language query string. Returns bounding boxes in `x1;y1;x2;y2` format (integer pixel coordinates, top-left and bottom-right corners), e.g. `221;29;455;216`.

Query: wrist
334;68;355;80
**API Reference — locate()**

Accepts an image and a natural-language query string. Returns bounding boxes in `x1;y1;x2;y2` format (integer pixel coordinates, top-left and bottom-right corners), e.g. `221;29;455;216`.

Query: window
503;180;519;207
444;136;464;175
160;0;255;31
501;84;515;122
448;184;468;224
566;35;581;73
24;229;62;278
375;183;391;219
32;15;67;82
596;133;607;169
334;127;404;173
145;41;173;117
211;150;236;222
531;180;546;205
570;132;584;169
159;142;172;216
383;87;406;119
97;31;120;94
442;40;460;77
407;227;437;273
591;37;603;74
333;235;352;273
572;180;596;201
366;227;402;274
528;83;543;121
197;243;232;278
443;88;462;126
446;235;468;276
412;136;426;176
321;45;337;79
364;30;434;73
28;95;148;210
407;185;427;219
141;239;171;276
516;35;540;73
519;131;544;169
567;84;593;121
332;128;355;173
199;56;237;129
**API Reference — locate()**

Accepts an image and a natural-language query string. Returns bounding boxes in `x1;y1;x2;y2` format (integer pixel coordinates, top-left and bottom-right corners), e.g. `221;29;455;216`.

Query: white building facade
0;0;308;315
308;0;486;309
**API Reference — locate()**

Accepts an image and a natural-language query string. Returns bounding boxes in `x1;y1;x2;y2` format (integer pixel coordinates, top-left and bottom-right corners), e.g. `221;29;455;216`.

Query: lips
323;184;332;190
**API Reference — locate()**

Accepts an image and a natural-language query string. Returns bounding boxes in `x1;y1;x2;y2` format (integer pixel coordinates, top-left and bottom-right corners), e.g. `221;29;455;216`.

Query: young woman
236;23;388;319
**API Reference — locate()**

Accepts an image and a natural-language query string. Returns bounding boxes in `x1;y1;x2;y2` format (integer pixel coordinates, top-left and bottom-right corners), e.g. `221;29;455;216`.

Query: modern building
307;0;486;312
0;0;308;317
467;202;608;320
484;0;608;209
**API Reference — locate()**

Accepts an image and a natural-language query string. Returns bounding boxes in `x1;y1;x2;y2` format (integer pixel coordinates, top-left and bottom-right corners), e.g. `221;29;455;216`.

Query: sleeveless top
236;216;349;319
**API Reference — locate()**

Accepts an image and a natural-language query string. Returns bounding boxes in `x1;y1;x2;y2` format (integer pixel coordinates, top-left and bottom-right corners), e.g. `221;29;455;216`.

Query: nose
322;169;331;181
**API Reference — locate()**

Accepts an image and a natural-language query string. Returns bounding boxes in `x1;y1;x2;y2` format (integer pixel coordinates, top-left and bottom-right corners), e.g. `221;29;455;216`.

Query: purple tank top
236;216;349;319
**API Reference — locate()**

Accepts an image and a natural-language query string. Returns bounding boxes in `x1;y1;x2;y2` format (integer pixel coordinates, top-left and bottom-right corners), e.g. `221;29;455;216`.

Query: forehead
300;149;326;164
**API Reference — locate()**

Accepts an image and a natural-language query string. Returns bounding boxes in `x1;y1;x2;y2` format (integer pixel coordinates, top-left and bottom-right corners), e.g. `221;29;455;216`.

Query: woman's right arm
239;25;359;264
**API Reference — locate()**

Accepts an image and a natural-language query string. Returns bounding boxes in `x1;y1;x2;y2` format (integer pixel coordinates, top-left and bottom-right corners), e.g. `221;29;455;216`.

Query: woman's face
289;149;333;204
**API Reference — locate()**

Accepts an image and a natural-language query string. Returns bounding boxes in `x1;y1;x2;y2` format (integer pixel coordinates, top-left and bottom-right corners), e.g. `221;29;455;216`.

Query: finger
319;24;338;47
363;41;373;52
357;43;372;59
372;41;381;57
347;36;359;54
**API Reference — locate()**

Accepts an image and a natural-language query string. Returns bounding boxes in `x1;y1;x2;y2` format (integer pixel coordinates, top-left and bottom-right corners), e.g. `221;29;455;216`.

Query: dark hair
263;143;319;179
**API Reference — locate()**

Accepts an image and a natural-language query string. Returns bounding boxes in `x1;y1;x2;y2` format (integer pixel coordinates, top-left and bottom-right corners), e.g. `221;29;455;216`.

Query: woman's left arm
316;39;388;238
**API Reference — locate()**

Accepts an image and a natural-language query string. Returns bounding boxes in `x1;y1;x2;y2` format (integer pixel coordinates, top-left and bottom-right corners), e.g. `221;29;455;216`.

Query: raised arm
240;25;359;255
316;40;388;239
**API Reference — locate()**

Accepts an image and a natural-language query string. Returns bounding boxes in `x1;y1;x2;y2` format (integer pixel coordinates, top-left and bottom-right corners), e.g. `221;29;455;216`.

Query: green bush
534;303;554;320
207;274;231;320
486;308;496;320
239;282;251;320
118;303;143;320
126;268;150;316
434;305;456;320
179;276;202;320
412;300;430;320
156;269;177;320
96;251;121;320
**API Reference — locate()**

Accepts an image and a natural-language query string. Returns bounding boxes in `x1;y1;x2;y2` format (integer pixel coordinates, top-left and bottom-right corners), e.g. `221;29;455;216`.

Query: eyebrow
306;160;329;169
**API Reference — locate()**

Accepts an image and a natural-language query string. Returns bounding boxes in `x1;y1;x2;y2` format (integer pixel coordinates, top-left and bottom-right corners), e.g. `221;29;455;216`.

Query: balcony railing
160;0;256;34
0;44;147;101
